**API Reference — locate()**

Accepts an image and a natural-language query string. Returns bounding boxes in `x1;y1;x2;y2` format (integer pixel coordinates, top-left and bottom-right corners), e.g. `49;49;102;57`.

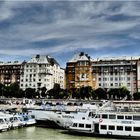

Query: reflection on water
0;127;117;140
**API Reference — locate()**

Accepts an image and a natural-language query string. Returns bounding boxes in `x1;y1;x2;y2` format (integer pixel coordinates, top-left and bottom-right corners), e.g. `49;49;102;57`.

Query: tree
107;88;120;100
119;86;130;100
24;88;36;99
41;87;47;98
94;88;107;100
133;92;140;100
0;83;5;97
91;89;97;100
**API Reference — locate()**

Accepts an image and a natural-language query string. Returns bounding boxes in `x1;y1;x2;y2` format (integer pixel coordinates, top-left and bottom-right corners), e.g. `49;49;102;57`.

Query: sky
0;0;140;68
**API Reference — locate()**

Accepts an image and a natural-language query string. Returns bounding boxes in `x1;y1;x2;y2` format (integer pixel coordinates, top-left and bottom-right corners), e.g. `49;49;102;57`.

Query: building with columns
20;55;65;91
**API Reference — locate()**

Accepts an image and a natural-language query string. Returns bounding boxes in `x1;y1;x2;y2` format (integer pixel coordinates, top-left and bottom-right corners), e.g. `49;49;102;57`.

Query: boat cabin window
117;115;124;119
0;119;4;124
73;123;77;127
79;123;84;128
102;114;108;119
89;112;96;118
109;125;115;130
95;114;99;118
125;126;132;131
117;126;123;131
109;114;116;119
134;127;140;132
86;124;91;128
133;116;140;121
125;116;132;120
100;125;107;130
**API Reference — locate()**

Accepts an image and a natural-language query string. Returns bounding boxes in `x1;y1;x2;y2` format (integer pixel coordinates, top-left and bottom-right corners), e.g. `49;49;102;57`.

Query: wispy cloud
0;1;140;66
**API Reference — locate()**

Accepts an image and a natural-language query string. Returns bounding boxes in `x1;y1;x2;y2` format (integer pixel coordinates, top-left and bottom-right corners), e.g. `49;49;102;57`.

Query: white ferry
68;111;140;138
49;103;99;128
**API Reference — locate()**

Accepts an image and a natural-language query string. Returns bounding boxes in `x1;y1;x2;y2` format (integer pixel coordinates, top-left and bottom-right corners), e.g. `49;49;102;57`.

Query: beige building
92;57;138;94
66;52;94;89
66;52;140;95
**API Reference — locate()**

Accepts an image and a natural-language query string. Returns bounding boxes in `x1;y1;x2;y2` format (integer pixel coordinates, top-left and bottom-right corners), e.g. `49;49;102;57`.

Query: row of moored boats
27;100;140;139
0;111;36;132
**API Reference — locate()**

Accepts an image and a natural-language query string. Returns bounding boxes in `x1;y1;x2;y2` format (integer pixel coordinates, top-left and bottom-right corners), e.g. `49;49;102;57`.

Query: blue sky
0;1;140;67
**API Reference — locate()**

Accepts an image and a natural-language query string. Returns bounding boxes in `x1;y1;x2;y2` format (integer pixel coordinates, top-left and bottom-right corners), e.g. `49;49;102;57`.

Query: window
134;127;140;132
127;83;130;87
79;123;84;128
133;116;140;121
99;78;101;81
86;124;91;128
109;115;116;119
125;126;132;131
109;125;115;130
102;114;108;119
115;83;118;87
127;77;130;81
117;115;124;119
125;116;132;120
110;83;113;86
110;77;113;81
117;126;123;131
101;125;107;130
73;123;77;127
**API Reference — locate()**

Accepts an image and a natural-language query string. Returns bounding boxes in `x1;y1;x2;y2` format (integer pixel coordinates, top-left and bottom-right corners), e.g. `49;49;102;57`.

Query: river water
0;126;117;140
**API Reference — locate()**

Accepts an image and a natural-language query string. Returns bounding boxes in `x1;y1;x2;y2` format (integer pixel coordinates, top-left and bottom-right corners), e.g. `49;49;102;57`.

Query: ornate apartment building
66;52;140;94
0;61;21;86
20;55;65;91
66;52;94;89
92;57;138;94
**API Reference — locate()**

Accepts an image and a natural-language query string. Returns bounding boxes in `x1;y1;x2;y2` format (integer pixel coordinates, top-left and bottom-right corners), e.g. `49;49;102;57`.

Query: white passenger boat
9;115;24;128
22;114;36;126
50;101;116;128
0;117;9;132
49;103;99;128
68;110;140;138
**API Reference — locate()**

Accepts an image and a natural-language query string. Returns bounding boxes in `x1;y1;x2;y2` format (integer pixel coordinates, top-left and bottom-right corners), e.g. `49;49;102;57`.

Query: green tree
24;88;36;99
133;92;140;100
91;89;97;100
41;87;47;98
119;86;130;100
0;83;5;97
107;88;120;100
95;88;107;100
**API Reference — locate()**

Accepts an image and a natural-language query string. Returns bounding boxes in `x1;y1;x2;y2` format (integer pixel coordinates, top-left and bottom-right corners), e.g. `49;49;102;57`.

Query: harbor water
0;126;117;140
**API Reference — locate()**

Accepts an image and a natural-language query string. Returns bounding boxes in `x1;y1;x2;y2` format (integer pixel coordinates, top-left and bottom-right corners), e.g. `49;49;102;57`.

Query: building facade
66;52;140;95
0;61;21;86
20;55;65;91
66;52;93;89
92;57;138;94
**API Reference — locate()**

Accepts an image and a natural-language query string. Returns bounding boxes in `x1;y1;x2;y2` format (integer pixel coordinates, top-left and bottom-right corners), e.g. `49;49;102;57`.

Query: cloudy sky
0;1;140;67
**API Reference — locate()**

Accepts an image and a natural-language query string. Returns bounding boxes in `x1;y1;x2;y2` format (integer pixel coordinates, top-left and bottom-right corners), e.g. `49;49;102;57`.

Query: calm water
0;127;117;140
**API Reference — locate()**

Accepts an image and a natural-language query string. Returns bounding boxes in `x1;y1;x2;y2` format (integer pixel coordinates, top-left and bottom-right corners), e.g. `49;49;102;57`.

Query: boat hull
64;130;140;139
